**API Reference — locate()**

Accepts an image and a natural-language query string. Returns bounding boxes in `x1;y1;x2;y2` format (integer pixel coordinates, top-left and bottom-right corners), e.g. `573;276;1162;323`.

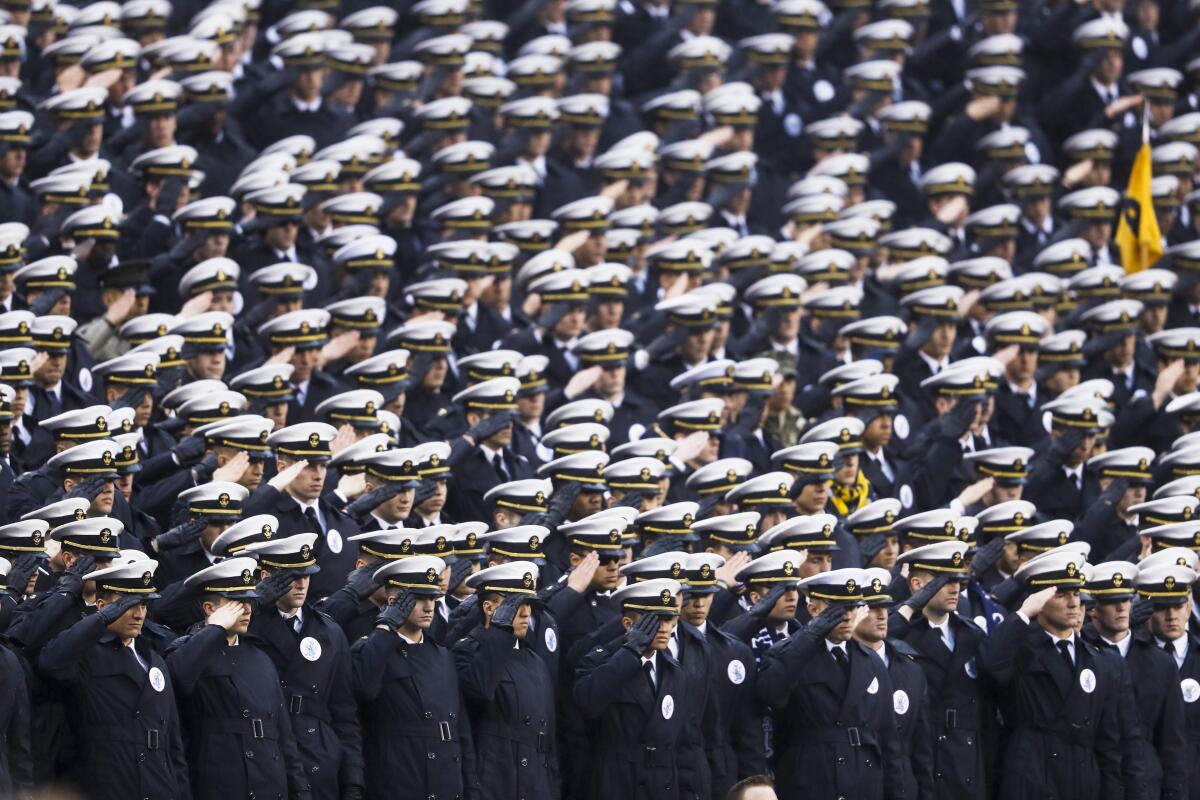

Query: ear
567;551;582;568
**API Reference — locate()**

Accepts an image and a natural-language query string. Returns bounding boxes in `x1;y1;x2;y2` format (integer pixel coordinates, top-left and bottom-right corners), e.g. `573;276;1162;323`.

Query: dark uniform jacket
573;638;688;800
695;623;765;797
38;614;190;800
978;616;1131;800
453;624;559;800
756;634;905;800
0;641;31;798
244;485;360;601
249;602;364;800
1093;628;1189;800
881;638;936;800
894;612;993;799
351;626;476;800
166;624;311;800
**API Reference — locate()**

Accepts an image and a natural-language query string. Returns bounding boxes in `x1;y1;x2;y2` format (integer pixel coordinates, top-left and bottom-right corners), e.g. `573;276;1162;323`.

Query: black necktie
493;452;509;482
1056;640;1074;673
831;646;849;675
1164;640;1176;656
643;661;656;694
304;506;323;535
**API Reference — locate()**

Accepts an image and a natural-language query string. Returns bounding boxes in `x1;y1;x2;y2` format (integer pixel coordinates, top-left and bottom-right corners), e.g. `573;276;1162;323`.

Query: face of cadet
1040;588;1083;634
208;597;253;635
681;592;713;628
1089;597;1131;638
809;597;855;642
281;458;327;502
1151;599;1191;642
267;572;309;611
98;595;148;641
855;605;888;643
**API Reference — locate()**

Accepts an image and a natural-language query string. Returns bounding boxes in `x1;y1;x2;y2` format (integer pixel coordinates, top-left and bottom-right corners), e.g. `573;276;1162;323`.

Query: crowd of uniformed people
0;0;1199;795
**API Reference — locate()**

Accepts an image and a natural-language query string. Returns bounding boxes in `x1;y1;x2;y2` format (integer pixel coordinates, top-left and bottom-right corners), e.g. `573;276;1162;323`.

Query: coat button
137;754;145;763
248;794;255;800
241;709;250;718
246;750;255;759
523;716;531;724
424;711;433;719
428;752;436;760
520;758;528;767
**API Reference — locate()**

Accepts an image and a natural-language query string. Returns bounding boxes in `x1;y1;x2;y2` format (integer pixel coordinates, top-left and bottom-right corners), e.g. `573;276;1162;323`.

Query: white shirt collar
1101;633;1131;657
917;349;949;374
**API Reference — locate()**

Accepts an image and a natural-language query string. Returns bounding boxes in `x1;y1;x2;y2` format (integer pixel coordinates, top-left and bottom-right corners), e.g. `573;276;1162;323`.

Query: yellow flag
1114;130;1163;274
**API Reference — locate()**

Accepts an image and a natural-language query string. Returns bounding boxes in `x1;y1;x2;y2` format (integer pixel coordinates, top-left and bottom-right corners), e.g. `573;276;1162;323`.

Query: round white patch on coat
544;626;558;653
300;636;322;661
1079;668;1096;694
326;529;342;553
727;659;746;685
149;667;165;692
1182;678;1200;703
661;694;675;720
867;676;879;695
893;689;909;715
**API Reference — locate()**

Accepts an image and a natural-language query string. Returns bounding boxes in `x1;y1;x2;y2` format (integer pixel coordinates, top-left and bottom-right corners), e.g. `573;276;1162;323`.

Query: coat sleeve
6;591;79;655
753;633;825;707
350;627;400;703
976;614;1030;686
572;644;641;718
314;588;365;637
165;624;228;694
36;612;109;683
453;625;519;704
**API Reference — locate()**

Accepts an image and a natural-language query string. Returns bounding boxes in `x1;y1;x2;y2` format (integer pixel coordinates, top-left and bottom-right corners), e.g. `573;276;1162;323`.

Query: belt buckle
289;695;303;715
146;729;160;750
438;721;452;742
945;709;958;730
252;718;265;739
847;727;861;747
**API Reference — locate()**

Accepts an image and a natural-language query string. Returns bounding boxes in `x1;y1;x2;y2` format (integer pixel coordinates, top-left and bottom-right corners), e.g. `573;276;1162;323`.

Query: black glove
1129;596;1154;629
65;119;93;150
191;453;218;484
545;482;581;527
152;369;184;404
609;489;648;510
110;386;148;411
167;232;206;264
941;399;979;439
749;583;790;620
641;536;686;558
465;411;515;443
989;576;1026;610
799;603;849;642
413;479;439;508
901;575;951;614
28;288;67;316
255;571;298;606
644;327;689;359
154;177;186;216
1100;477;1129;505
237;296;278;331
859;534;889;565
96;594;144;625
407;354;436;386
377;591;418;631
1079;49;1105;76
175;101;218;132
621;611;663;655
748;307;786;343
447;558;473;592
56;556;96;598
346;484;403;518
5;554;43;595
903;317;937;351
1046;428;1086;467
345;564;380;600
448;593;479;625
489;593;527;633
969;538;1005;577
153;519;206;552
64;475;109;501
695;495;722;521
172;434;207;467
